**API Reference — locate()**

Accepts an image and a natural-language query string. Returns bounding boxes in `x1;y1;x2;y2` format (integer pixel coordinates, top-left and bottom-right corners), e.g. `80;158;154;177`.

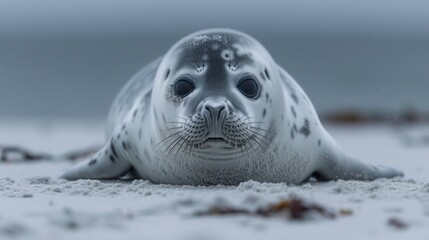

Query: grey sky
1;0;428;119
1;0;428;37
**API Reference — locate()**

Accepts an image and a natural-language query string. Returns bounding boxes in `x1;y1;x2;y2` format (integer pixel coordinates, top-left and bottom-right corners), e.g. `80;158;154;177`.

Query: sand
0;119;428;240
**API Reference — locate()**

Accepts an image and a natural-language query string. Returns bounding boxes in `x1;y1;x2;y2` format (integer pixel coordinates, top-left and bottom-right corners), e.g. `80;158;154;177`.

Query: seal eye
174;79;195;97
237;78;260;99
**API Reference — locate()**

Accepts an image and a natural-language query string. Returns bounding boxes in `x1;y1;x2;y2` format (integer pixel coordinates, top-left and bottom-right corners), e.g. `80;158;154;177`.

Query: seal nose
204;105;226;121
202;101;228;137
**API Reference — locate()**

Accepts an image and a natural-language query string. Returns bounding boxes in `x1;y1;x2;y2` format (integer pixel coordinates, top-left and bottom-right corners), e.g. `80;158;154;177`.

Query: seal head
152;29;284;163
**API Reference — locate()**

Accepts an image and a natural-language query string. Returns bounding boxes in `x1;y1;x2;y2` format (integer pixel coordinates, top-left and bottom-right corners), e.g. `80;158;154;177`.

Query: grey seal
61;28;403;185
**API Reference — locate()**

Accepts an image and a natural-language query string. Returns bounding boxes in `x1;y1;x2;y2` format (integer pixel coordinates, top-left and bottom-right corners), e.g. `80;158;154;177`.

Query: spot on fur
260;72;267;81
291;93;299;104
290;124;298;139
299;119;311;137
110;142;118;158
132;109;138;121
291;106;297;118
264;68;270;80
165;69;170;79
88;159;97;166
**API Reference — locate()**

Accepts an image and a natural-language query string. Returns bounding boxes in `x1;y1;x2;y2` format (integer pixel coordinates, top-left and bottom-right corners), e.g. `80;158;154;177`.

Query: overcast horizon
1;0;428;119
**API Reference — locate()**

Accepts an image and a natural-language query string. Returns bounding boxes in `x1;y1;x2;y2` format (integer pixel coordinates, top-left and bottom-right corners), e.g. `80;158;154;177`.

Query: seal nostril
204;106;213;120
217;106;225;121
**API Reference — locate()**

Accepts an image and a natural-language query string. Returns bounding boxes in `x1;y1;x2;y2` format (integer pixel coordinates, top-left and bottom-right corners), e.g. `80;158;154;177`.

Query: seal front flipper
315;146;404;181
60;138;132;180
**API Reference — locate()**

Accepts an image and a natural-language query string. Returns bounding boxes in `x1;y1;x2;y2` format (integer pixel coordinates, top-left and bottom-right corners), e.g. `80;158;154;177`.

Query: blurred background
0;0;428;121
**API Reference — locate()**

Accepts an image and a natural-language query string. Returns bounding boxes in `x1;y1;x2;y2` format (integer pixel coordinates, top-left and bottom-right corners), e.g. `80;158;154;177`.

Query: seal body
61;29;403;185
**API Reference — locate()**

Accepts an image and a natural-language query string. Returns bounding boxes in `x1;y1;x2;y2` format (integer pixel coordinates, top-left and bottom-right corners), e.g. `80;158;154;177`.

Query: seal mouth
202;137;248;148
202;137;230;147
206;137;227;142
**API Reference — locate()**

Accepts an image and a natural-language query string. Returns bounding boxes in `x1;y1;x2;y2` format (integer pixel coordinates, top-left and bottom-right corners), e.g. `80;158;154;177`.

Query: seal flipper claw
61;140;131;180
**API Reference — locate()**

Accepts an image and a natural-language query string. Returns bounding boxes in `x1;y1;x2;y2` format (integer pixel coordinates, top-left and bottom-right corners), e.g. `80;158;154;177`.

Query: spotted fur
61;28;403;184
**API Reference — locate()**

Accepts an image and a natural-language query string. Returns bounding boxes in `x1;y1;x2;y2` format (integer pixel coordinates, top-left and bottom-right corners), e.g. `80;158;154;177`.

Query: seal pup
61;29;403;185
